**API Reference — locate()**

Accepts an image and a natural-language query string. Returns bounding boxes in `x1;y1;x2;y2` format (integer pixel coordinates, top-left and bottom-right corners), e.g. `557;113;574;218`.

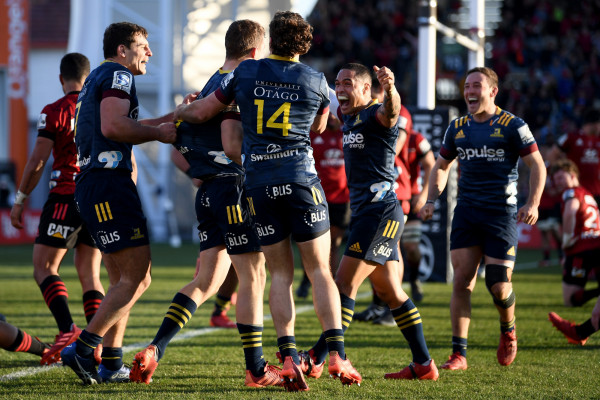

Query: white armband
14;190;28;205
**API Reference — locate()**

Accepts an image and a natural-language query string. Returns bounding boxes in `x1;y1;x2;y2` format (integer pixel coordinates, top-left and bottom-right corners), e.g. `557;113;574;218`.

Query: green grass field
0;243;598;399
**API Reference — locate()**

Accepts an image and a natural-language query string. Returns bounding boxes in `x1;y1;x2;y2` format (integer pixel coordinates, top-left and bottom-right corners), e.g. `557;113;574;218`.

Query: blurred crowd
305;0;600;146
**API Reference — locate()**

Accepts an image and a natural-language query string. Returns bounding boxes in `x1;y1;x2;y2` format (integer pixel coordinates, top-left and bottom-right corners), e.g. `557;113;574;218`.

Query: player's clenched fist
157;122;177;143
373;66;395;93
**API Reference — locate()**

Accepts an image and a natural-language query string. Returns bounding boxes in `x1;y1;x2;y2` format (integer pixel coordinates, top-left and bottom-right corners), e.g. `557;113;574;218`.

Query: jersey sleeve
36;104;58;141
316;74;330;115
439;123;457;160
562;188;576;202
398;106;413;133
102;69;133;101
556;133;570;152
221;101;241;121
414;132;431;158
214;69;237;105
510;118;538;156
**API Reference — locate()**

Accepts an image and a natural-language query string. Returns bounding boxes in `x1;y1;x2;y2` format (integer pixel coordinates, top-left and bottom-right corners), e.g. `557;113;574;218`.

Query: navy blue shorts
329;202;351;230
450;204;518;261
36;193;96;249
344;200;403;265
195;176;261;254
246;178;330;246
75;170;149;254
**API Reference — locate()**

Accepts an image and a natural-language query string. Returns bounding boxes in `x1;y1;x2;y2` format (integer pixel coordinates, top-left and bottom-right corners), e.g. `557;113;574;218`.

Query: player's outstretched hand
373;66;395;93
156;122;177;144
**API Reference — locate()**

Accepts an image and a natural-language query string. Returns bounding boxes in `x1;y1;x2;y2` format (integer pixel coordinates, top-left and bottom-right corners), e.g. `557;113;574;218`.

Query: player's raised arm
374;66;400;128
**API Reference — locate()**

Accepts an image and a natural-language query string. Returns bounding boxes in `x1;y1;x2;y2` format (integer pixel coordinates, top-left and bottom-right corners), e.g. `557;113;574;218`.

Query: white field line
0;291;373;381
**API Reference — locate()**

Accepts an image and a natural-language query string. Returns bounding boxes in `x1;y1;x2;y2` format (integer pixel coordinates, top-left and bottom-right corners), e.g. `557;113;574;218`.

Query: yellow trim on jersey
268;54;299;62
454;115;469;129
497;112;514;127
366;99;379;109
218;68;232;74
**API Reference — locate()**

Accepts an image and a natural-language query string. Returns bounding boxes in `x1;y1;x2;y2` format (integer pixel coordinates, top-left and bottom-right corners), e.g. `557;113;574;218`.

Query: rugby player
548;159;600;344
60;22;176;385
304;63;438;381
129;20;284;388
422;66;545;370
549;159;600;308
175;11;361;390
10;53;105;366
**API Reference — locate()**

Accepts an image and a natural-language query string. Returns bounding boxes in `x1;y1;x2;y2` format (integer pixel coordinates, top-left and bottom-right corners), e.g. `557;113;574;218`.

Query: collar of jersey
468;106;503;123
268;54;298;62
366;99;379;108
219;68;232;74
101;59;119;65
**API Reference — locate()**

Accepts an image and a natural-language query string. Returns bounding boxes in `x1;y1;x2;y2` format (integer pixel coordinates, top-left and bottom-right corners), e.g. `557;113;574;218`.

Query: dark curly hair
269;11;313;58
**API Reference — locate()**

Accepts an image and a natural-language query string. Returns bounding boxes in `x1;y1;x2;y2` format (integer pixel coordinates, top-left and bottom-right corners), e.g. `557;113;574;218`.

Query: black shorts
195;176;261;255
450;204;518;261
36;192;95;249
328;202;350;230
344;200;403;265
75;170;149;254
562;249;600;286
246;178;330;246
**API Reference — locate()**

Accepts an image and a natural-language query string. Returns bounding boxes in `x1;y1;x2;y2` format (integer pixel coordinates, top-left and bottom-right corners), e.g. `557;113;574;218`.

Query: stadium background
1;0;595;278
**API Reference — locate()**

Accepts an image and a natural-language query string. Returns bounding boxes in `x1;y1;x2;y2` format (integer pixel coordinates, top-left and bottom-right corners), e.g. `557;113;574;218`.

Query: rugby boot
440;352;467;370
497;327;517;366
130;344;158;384
281;356;309;392
244;362;284;388
328;351;362;386
384;359;439;381
548;312;588;346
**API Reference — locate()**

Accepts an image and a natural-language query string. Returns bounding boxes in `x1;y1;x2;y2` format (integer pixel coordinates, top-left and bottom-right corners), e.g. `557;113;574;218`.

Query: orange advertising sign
1;0;29;184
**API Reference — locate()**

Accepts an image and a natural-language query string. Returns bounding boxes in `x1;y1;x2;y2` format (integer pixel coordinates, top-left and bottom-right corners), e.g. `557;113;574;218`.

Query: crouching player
548;159;600;344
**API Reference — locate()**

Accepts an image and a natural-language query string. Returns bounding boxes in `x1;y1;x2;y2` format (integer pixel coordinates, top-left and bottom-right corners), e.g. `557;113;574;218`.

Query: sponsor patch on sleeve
220;71;234;91
518;125;535;144
112;71;133;94
37;113;47;129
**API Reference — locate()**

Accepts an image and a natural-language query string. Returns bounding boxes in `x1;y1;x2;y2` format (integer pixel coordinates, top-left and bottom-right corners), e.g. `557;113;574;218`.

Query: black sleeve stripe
37;129;56;141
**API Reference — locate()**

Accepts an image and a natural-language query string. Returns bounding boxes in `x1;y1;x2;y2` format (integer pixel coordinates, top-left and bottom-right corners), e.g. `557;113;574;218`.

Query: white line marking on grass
0;292;373;381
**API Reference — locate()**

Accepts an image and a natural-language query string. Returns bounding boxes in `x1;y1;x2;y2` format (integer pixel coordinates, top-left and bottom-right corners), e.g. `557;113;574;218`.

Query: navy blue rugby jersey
214;55;330;189
75;60;138;181
174;69;243;180
339;100;400;212
439;107;538;212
